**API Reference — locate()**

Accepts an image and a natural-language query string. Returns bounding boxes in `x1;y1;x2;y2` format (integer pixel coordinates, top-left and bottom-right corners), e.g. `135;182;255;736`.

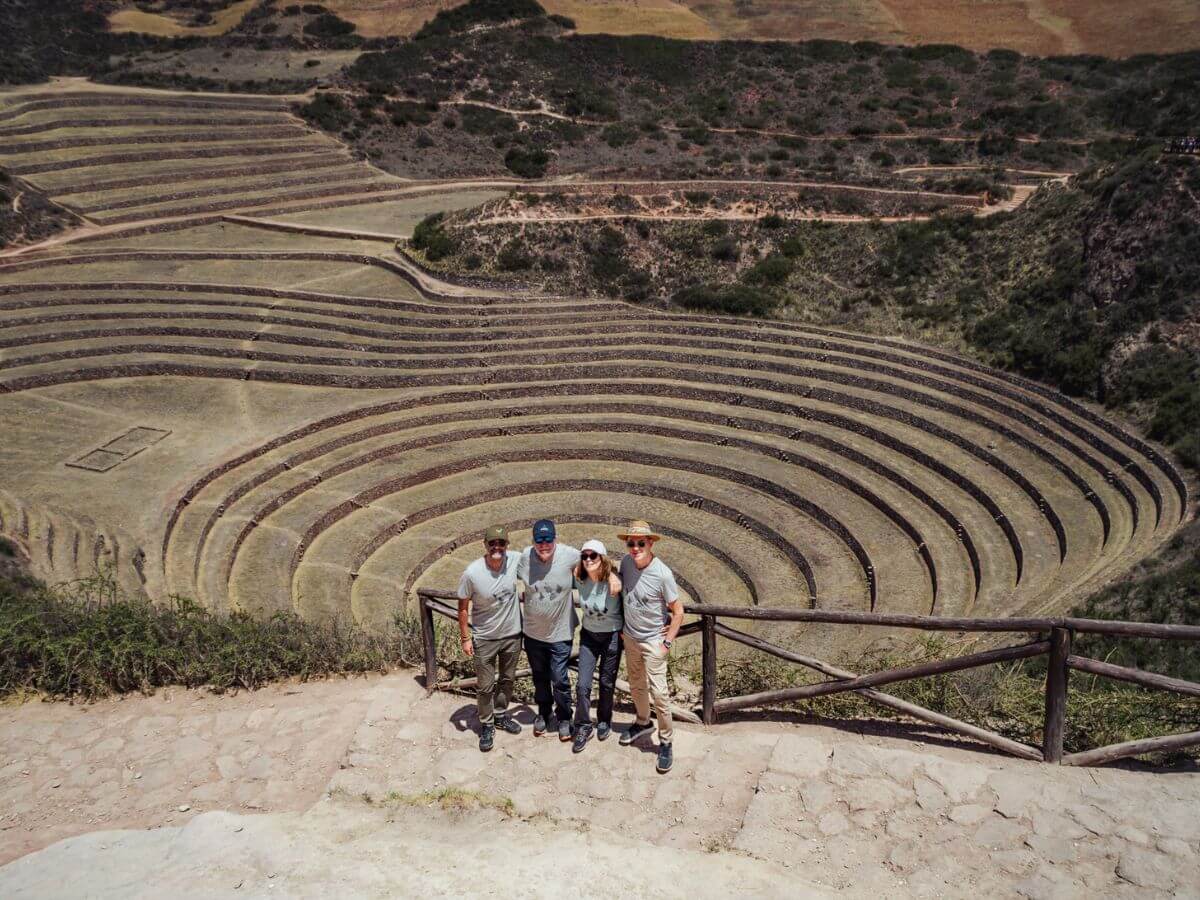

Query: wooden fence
416;589;1200;767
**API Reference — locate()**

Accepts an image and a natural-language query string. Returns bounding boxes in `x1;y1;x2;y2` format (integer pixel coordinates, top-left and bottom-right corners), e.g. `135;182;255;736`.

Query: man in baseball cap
517;518;581;741
617;520;683;773
457;524;524;752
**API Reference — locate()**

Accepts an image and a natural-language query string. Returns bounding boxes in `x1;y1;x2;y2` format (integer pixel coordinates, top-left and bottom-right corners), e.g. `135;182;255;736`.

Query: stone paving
0;677;370;864
3;672;1199;897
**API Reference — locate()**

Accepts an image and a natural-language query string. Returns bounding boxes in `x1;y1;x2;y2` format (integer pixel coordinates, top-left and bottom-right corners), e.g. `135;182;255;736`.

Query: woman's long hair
574;552;613;584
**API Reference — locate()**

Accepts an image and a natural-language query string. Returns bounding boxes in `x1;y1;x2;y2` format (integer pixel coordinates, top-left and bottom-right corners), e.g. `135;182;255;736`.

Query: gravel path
2;674;1198;897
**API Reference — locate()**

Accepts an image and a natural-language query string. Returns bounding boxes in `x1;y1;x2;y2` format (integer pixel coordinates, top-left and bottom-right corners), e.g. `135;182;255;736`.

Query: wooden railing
416;589;1200;766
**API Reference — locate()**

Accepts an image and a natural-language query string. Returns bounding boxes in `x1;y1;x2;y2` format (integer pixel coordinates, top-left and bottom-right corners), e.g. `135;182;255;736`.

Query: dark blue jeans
575;628;622;728
524;636;573;723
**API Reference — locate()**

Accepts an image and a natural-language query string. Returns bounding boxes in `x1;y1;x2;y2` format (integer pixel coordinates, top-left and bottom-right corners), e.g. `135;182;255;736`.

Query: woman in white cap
570;539;623;752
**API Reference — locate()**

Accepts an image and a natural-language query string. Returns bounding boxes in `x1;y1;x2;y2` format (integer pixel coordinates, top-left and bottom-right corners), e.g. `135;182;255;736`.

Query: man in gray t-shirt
457;525;524;752
517;518;580;740
617;520;684;774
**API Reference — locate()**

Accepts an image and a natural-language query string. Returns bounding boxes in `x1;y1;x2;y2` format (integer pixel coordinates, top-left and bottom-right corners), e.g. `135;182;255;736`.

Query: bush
743;254;793;286
296;92;352;131
497;238;534;270
673;283;776;317
710;236;739;261
504;147;550;178
303;12;357;38
409;213;458;261
417;0;545;38
0;573;425;699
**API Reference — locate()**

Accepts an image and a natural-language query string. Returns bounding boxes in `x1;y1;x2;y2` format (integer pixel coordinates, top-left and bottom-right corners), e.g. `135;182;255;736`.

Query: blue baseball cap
532;519;556;543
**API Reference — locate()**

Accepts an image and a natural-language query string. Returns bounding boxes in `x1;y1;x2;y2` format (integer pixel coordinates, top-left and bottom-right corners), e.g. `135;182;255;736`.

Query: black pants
524;636;573;723
574;628;622;728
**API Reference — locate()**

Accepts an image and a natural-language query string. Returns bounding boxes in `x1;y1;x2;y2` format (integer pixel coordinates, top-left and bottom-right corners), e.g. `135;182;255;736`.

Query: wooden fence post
420;596;438;695
702;614;718;726
1043;626;1072;763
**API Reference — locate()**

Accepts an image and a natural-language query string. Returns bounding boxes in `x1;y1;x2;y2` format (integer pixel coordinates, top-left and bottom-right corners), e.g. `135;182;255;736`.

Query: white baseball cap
581;539;607;557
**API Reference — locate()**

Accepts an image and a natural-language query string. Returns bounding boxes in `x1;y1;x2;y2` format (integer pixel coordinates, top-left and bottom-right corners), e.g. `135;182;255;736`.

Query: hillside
121;0;1200;57
410;152;1200;482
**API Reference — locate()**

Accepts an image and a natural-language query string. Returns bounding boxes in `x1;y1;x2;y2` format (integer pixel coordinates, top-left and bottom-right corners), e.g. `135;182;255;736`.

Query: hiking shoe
572;725;593;754
533;715;548;736
596;721;612;741
494;715;522;735
656;742;673;773
558;719;574;742
479;724;495;753
620;721;655;746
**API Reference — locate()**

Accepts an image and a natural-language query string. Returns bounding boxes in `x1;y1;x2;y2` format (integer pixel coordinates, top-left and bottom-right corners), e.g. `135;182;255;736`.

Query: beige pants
622;634;673;743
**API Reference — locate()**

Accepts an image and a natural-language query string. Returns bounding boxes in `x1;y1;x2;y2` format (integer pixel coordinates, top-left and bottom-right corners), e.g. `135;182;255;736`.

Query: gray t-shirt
576;574;623;634
620;555;680;643
457;550;522;641
517;544;580;643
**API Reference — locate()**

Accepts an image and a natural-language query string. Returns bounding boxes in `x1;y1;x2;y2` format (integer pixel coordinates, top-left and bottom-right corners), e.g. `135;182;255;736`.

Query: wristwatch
663;639;673;650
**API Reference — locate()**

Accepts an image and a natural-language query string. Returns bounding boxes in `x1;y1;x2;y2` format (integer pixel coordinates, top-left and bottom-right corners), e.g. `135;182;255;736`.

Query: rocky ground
2;674;1198;898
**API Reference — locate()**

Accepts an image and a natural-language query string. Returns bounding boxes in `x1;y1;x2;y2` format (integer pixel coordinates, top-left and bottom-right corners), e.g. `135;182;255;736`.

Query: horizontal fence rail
417;589;1200;767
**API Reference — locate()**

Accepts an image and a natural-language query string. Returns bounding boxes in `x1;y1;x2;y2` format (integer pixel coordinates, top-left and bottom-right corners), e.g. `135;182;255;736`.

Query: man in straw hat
617;520;684;773
457;525;525;753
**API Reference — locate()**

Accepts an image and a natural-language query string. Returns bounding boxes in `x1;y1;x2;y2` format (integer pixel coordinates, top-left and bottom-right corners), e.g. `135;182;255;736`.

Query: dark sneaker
620;721;655;746
558;719;573;742
656;742;673;773
572;725;593;754
479;724;495;753
596;721;612;741
494;716;522;735
533;715;548;736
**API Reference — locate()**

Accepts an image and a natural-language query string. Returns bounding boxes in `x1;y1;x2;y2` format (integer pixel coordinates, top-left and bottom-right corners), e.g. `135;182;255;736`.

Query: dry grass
108;0;260;38
543;0;718;39
381;787;515;815
283;0;1200;52
321;0;457;37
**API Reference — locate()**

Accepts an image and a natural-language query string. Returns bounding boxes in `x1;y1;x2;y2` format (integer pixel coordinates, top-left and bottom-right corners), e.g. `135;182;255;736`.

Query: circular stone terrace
0;84;1188;653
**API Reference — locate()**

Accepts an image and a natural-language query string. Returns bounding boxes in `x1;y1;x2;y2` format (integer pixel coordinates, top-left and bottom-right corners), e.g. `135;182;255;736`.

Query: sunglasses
580;551;600;561
626;540;649;549
534;538;555;545
486;540;508;549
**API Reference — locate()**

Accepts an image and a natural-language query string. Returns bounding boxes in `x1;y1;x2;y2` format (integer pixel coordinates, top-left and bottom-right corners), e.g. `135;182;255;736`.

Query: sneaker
558;719;573;742
494;715;522;735
656;742;673;773
479;724;495;753
572;725;593;754
619;721;655;746
596;721;612;741
533;715;548;736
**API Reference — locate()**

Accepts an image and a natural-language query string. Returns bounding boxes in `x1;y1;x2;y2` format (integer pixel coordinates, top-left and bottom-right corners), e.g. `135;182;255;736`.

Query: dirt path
2;675;1197;897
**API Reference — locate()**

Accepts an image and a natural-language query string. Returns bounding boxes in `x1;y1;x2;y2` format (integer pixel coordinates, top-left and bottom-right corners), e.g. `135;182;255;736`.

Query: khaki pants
474;634;522;726
622;634;673;743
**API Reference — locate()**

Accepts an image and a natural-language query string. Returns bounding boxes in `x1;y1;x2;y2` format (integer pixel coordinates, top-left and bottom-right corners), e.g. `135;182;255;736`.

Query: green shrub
742;254;793;286
409;213;458;261
674;283;776;316
497;238;534;270
296;92;352;131
504;147;550;178
710;236;739;261
303;12;357;38
417;0;544;39
0;573;427;698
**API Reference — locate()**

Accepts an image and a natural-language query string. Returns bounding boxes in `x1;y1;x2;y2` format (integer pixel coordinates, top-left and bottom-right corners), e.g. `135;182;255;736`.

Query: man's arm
664;598;684;646
457;598;474;657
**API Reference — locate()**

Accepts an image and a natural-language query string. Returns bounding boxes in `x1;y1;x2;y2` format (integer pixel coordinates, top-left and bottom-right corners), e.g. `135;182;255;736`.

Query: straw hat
616;519;662;541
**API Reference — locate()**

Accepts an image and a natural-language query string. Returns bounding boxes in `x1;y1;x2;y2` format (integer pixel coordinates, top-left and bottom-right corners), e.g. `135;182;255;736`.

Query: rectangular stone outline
66;426;171;473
